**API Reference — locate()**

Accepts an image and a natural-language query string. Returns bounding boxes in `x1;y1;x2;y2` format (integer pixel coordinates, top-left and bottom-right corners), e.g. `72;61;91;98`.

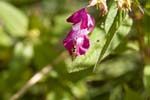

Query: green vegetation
0;0;149;100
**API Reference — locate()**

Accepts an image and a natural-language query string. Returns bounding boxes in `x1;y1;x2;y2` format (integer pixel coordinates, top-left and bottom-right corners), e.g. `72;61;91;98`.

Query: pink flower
63;8;95;57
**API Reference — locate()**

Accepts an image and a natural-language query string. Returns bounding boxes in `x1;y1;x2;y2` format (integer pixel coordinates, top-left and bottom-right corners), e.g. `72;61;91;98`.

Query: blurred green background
0;0;150;100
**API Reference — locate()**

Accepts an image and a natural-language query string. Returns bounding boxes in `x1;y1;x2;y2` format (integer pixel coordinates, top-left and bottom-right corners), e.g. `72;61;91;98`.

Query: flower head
63;8;95;57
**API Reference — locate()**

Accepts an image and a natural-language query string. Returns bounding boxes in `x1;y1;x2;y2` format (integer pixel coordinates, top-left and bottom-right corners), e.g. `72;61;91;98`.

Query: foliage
0;0;149;100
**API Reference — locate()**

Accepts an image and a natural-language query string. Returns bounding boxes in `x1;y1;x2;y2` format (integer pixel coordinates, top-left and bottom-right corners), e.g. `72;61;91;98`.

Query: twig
10;51;67;100
10;65;52;100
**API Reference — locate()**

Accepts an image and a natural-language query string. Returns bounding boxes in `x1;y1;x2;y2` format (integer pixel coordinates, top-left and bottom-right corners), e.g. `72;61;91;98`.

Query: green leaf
109;86;123;100
0;1;28;37
145;0;150;9
95;51;140;77
105;2;118;33
124;85;144;100
14;42;33;59
143;65;150;96
95;10;133;69
142;15;150;47
0;27;12;47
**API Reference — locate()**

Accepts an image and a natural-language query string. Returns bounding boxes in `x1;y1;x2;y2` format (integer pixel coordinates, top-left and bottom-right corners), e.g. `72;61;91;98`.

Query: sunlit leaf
0;27;12;47
143;65;150;96
105;2;118;33
95;10;133;69
0;1;28;37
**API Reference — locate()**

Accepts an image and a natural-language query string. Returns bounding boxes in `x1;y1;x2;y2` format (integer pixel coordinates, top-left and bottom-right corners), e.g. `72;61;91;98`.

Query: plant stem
137;20;150;65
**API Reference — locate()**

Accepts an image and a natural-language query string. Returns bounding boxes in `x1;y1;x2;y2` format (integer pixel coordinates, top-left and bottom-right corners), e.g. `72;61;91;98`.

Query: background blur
0;0;150;100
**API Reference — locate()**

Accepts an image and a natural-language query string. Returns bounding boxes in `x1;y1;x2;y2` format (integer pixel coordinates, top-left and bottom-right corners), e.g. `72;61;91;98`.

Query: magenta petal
67;8;85;24
63;30;74;55
63;29;90;56
80;9;88;29
67;8;95;30
64;39;74;55
76;35;90;55
82;35;90;49
78;47;87;55
87;14;95;32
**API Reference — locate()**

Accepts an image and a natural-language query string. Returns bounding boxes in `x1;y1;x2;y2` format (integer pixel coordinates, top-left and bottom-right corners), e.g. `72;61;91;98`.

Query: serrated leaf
0;1;28;37
65;27;106;72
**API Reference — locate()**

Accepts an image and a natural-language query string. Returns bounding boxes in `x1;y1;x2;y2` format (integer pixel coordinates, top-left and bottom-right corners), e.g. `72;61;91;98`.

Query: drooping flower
63;8;95;57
